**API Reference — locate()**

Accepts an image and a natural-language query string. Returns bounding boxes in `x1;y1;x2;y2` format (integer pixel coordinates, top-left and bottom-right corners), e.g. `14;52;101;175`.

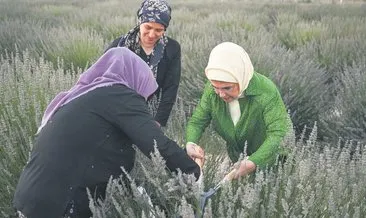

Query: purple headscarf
37;47;158;133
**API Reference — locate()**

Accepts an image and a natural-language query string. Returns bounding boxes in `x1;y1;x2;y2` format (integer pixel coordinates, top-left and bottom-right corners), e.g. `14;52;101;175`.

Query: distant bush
0;50;77;216
252;45;333;139
321;61;366;143
0;19;49;57
41;27;104;70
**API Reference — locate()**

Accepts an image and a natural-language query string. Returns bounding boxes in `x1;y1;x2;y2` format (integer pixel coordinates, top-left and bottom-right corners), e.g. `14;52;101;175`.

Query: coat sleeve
105;89;201;179
185;82;213;145
247;90;289;168
154;42;181;126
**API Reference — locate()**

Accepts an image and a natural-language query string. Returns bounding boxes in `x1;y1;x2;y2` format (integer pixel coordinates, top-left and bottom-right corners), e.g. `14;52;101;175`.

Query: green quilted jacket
186;72;290;168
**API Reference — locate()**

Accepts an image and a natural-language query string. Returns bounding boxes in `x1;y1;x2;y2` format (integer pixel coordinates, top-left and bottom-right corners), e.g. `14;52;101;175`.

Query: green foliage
275;13;322;50
0;19;49;57
40;27;105;70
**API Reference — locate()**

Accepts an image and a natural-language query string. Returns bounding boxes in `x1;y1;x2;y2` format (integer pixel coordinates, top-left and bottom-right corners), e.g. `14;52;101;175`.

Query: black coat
106;36;181;126
13;85;200;218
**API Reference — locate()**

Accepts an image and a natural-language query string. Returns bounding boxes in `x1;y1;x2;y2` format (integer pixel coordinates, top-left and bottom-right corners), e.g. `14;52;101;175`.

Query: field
1;0;366;217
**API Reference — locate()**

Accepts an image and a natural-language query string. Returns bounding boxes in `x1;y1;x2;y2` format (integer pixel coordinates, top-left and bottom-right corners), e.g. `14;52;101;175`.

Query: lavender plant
1;0;366;217
0;50;77;216
89;124;366;217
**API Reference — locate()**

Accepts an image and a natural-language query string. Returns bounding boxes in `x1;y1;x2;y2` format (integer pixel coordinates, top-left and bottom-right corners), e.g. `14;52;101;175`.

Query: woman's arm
248;91;289;168
104;87;201;179
186;82;214;144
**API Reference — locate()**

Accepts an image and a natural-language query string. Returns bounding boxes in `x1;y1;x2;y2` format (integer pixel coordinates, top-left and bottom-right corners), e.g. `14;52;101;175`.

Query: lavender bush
1;0;365;217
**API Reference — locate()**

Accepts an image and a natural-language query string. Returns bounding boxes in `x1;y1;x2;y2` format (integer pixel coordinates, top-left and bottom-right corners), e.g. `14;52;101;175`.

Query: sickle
196;169;237;218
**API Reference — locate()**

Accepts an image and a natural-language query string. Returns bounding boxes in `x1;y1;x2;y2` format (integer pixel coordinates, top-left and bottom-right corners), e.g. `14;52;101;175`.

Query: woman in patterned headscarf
106;0;180;127
185;42;291;180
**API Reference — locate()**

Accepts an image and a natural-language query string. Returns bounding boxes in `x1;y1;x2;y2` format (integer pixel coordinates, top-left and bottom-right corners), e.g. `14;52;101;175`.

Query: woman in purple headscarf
12;47;200;218
106;0;181;127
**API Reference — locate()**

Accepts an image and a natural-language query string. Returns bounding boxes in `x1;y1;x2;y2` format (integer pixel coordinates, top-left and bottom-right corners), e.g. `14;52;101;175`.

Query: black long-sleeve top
13;85;200;218
106;36;181;126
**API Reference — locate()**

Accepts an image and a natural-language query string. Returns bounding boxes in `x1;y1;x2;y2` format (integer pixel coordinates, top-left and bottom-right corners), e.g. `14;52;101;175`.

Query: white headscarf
205;42;254;126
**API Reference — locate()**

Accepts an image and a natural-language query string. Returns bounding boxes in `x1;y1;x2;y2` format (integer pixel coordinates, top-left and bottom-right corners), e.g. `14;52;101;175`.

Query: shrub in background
246;36;333;139
0;19;50;57
274;13;322;50
0;50;77;216
41;27;104;71
321;61;366;143
65;0;138;42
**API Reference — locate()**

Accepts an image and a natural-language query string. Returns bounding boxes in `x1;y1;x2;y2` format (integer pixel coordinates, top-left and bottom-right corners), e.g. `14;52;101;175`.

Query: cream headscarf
205;42;254;126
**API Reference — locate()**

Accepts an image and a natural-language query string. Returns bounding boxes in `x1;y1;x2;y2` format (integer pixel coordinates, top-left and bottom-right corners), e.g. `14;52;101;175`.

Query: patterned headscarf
118;0;171;79
138;0;171;28
118;0;171;116
37;47;158;133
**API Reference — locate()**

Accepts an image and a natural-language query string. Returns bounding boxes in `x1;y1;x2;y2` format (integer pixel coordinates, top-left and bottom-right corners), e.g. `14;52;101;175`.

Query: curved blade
196;169;237;218
197;187;219;218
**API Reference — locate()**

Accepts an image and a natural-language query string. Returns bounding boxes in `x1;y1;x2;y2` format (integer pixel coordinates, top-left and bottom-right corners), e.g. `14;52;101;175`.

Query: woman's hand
186;142;205;169
231;159;256;179
194;157;204;170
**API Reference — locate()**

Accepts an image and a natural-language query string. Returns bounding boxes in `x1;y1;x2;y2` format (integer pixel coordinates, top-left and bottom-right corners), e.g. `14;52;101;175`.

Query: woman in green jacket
186;42;290;179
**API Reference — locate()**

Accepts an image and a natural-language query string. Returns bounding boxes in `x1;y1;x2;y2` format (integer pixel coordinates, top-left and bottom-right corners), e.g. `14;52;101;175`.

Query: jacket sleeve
248;90;289;168
154;42;181;126
105;89;200;179
185;82;213;145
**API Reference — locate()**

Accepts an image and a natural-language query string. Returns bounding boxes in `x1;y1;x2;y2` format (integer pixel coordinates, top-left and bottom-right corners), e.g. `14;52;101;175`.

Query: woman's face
139;22;165;49
210;80;240;103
